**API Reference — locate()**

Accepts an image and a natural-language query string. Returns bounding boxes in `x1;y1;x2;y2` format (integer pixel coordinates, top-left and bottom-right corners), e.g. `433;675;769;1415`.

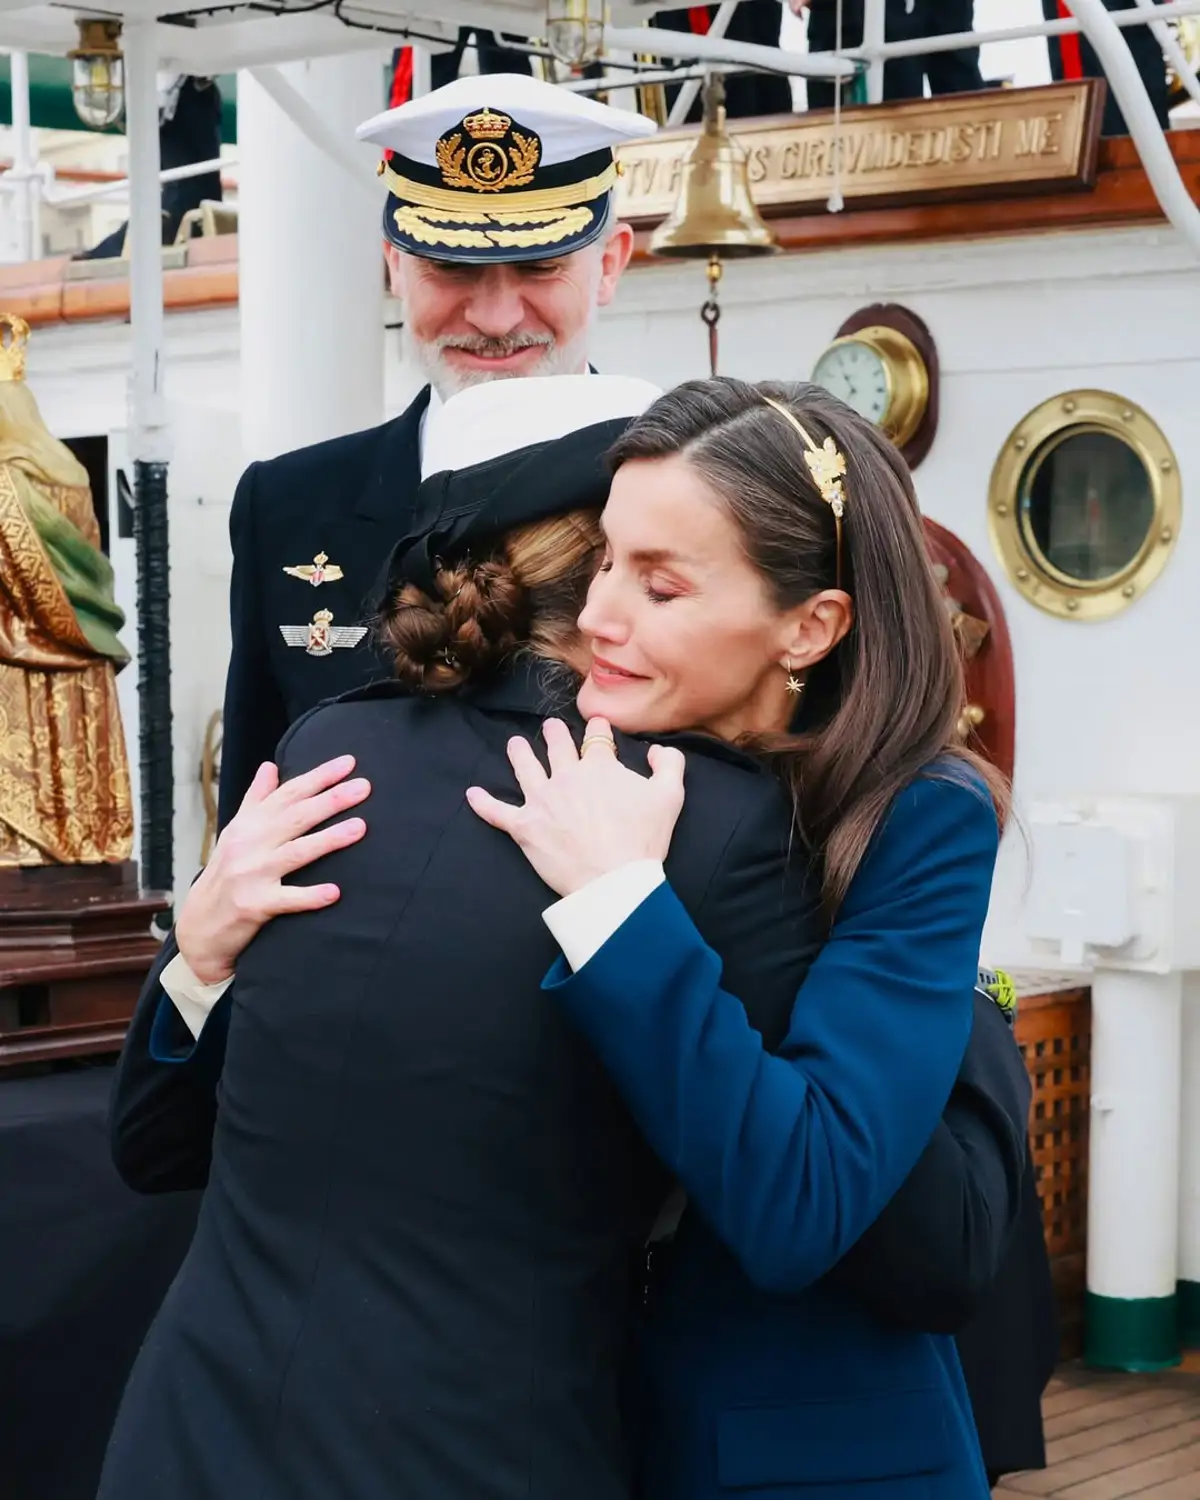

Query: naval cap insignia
436;108;541;195
283;551;345;587
279;608;367;657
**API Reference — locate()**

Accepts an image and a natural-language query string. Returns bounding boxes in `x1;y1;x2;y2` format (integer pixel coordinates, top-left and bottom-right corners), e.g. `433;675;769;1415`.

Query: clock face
811;338;891;426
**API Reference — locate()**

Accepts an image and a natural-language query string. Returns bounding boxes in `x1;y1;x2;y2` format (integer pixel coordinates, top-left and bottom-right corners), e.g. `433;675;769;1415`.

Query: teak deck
995;1361;1200;1500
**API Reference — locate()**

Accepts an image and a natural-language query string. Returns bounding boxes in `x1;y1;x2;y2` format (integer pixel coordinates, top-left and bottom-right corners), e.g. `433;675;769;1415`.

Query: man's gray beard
409;323;594;399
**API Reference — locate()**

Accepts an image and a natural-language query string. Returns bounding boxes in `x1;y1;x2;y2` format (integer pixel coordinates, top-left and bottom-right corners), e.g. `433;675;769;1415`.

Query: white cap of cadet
420;373;663;481
357;72;656;266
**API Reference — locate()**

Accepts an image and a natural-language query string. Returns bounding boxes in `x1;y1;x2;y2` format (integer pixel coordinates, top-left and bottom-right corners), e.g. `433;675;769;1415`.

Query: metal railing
2;2;1200;263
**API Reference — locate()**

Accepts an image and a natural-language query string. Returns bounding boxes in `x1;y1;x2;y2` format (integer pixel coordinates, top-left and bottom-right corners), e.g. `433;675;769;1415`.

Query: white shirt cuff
542;860;665;973
160;952;234;1040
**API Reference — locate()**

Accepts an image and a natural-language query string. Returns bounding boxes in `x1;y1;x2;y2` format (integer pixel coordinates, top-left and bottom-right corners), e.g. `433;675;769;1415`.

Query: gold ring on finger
580;734;616;757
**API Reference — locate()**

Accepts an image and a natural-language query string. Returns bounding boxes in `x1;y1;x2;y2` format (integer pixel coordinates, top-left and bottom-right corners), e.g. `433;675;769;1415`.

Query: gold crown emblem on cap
463;107;511;141
0;312;30;383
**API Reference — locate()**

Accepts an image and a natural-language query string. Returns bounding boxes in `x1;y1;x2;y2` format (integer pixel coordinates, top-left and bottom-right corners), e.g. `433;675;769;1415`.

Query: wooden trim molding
631;130;1200;260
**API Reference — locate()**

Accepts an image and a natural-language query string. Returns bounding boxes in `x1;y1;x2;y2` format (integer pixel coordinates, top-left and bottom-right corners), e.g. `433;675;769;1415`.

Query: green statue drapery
0;314;133;865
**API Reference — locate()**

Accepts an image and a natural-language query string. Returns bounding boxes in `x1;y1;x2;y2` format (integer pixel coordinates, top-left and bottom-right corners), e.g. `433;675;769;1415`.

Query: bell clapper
701;254;723;377
646;68;777;378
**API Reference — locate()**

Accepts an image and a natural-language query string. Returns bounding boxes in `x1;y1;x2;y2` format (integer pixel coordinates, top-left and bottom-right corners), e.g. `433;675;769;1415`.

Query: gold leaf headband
761;395;847;590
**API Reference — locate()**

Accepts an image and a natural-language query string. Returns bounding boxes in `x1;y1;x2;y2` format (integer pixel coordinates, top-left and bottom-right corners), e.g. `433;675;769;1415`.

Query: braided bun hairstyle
379;509;603;693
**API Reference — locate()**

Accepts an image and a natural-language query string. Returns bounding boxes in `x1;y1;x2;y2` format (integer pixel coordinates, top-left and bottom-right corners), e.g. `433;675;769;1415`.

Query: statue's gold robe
0;395;133;866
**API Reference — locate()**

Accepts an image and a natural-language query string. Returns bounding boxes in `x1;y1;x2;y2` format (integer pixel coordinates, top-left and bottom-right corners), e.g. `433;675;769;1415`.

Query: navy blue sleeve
543;772;999;1295
217;461;289;831
109;930;232;1194
832;990;1032;1332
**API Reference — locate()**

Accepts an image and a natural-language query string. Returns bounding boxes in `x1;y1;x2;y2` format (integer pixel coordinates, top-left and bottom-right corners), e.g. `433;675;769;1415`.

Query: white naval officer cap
356;73;656;265
421;374;663;482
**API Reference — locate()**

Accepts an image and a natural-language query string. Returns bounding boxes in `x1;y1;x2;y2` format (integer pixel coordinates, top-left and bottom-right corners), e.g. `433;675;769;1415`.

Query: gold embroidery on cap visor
392;202;596;251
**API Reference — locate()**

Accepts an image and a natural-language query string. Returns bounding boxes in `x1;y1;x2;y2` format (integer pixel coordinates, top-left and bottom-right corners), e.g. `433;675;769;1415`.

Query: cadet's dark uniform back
100;665;818;1500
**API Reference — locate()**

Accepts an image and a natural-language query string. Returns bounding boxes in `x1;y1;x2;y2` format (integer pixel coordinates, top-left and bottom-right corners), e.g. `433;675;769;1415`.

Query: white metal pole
1087;969;1183;1369
123;18;174;905
247;65;377;190
411;44;431;98
238;53;386;463
863;0;886;104
125;23;167;465
1178;971;1200;1347
9;50;34;261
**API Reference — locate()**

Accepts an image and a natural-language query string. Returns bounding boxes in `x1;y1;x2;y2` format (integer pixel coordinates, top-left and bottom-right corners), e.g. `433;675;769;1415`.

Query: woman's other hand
175;757;370;984
465;717;685;897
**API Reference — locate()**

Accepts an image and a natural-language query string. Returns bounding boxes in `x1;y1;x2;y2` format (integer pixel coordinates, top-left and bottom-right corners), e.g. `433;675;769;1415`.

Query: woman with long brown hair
469;377;1010;1499
107;377;1020;1500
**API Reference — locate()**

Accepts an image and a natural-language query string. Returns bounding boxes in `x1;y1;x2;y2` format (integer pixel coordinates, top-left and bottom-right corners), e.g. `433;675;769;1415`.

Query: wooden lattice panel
1015;986;1092;1357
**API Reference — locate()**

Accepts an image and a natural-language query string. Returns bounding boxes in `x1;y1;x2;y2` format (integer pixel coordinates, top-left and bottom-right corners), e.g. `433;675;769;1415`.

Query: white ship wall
25;223;1200;949
592;226;1200;969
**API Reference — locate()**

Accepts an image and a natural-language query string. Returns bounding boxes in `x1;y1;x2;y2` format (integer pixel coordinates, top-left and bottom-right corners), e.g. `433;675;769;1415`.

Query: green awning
0;56;237;142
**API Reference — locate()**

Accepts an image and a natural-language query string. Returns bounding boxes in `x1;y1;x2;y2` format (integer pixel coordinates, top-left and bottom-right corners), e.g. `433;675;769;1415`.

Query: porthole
988;391;1180;620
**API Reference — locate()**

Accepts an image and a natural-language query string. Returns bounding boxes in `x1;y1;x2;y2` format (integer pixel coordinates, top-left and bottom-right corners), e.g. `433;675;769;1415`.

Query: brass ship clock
811;304;939;469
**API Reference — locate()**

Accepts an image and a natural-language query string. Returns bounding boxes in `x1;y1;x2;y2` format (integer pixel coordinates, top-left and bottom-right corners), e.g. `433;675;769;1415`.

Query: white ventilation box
1023;797;1200;973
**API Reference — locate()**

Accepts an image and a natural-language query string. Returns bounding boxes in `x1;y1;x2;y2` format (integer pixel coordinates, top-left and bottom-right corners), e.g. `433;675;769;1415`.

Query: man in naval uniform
217;74;654;827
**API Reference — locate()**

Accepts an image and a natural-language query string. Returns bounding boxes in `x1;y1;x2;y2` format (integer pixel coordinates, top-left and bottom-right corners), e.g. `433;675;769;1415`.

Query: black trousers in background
430;29;533;90
1041;0;1170;136
955;1146;1060;1487
77;75;223;260
807;0;983;109
652;4;795;121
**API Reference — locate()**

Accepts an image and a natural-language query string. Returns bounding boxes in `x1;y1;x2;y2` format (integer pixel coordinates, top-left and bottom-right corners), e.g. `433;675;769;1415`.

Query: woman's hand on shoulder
465;717;686;898
176;757;370;984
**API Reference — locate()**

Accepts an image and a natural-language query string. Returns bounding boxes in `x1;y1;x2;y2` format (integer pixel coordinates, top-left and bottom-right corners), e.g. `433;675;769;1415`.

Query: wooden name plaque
0;862;167;1068
615;81;1105;223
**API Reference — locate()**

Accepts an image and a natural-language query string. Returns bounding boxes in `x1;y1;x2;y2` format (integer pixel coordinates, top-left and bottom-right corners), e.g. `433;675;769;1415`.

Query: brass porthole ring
988;389;1181;621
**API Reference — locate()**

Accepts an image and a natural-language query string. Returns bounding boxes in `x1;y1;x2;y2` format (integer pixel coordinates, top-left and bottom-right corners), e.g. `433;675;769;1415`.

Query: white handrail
863;0;886;104
41;155;234;208
831;0;1200;63
603;22;851;79
1066;0;1200;258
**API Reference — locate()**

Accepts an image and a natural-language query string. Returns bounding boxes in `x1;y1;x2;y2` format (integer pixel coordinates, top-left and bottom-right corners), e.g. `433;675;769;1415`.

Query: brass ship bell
649;72;778;375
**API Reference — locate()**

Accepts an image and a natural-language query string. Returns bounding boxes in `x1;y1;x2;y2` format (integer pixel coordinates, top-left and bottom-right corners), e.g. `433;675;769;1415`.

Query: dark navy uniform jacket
103;669;820;1500
217;387;432;827
107;653;1029;1500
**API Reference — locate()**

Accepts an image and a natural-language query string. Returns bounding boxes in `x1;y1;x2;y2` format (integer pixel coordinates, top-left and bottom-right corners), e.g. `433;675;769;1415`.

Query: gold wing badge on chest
283;551;344;586
280;609;367;657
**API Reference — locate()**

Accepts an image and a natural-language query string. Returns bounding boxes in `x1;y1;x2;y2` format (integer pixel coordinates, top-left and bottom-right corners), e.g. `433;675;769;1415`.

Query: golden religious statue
0;313;133;865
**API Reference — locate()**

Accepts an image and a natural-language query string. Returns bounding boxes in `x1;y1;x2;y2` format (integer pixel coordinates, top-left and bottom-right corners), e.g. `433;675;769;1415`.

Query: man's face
385;222;634;397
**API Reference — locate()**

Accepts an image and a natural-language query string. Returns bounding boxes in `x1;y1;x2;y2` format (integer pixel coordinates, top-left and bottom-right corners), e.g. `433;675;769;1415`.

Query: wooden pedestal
0;862;168;1067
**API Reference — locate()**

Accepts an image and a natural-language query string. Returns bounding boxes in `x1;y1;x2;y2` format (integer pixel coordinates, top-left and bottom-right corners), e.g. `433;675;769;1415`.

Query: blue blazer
544;769;1000;1500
